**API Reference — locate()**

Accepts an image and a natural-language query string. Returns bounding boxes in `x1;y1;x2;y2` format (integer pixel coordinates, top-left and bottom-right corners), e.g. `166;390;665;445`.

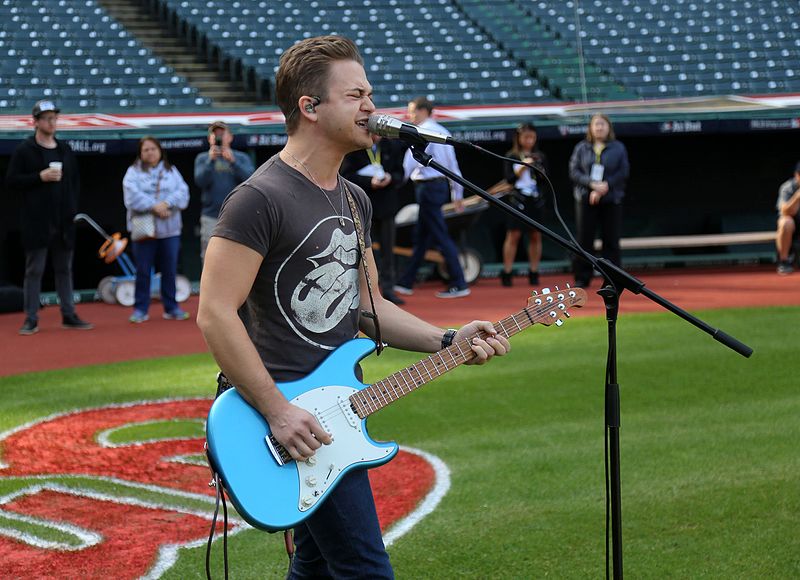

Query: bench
594;231;777;251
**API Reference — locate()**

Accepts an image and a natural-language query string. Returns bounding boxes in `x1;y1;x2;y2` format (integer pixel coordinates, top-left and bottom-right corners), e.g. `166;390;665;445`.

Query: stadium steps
96;0;260;108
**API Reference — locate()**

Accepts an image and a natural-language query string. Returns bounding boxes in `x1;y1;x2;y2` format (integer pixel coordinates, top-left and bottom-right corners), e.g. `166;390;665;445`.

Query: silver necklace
286;150;346;226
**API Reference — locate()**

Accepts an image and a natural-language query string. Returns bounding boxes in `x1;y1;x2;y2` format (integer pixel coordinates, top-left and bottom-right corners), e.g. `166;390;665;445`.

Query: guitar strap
342;180;384;356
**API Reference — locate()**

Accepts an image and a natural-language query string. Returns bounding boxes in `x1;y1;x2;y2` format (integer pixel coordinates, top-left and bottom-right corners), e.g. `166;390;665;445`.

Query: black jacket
568;139;629;204
340;139;405;219
502;149;549;195
5;136;80;250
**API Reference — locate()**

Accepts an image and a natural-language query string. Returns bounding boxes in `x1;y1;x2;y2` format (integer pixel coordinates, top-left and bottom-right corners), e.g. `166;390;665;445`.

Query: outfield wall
1;101;798;290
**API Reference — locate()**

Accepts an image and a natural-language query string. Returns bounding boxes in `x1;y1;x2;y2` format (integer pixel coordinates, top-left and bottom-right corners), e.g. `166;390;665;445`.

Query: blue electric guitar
205;287;587;531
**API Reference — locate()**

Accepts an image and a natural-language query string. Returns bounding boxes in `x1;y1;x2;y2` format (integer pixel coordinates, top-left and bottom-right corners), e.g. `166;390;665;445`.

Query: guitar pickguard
292;385;394;512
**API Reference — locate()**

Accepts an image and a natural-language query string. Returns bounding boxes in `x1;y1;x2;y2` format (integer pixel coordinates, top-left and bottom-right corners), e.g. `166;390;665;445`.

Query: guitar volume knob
305;476;318;487
301;496;314;507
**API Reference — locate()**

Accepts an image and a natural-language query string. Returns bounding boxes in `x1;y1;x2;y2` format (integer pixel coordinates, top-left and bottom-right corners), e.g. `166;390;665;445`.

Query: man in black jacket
5;100;93;335
340;135;407;304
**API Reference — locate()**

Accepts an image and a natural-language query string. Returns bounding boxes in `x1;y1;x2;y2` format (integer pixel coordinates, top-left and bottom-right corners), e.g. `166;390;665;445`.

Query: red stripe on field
0;489;228;579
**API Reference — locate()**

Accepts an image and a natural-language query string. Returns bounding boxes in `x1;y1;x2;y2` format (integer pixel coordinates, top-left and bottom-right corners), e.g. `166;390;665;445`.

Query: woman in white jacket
123;136;190;323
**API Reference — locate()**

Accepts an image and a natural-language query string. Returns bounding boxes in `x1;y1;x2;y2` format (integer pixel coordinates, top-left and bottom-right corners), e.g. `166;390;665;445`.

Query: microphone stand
407;142;753;579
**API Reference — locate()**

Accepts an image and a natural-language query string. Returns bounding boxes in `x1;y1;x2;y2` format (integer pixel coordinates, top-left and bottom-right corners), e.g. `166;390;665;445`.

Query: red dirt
2;265;798;377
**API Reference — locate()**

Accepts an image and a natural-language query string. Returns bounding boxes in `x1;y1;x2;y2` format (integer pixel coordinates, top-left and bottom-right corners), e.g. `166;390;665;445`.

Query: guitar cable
205;471;230;580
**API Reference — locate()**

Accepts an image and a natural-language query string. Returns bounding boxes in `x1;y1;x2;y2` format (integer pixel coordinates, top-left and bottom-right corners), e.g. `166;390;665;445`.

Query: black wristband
441;328;457;350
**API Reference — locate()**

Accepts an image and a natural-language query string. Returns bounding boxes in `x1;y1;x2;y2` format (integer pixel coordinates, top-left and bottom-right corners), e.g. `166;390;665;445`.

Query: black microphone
367;114;465;146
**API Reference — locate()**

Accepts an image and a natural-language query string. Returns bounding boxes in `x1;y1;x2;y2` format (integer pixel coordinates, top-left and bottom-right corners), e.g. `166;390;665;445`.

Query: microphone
367;114;465;146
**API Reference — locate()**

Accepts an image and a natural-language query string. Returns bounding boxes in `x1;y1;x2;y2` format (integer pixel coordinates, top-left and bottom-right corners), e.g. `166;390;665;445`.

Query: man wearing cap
775;161;800;275
194;121;255;261
5;100;93;335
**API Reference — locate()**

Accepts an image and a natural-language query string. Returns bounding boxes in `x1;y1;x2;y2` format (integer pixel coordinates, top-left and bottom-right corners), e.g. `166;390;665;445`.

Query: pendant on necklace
338;217;345;226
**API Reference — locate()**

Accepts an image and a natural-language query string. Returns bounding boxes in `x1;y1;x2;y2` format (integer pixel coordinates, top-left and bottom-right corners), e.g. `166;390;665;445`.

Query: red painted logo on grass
0;400;436;578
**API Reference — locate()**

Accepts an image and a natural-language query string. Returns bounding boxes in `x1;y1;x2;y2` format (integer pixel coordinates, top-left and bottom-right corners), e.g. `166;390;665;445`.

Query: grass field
1;306;798;578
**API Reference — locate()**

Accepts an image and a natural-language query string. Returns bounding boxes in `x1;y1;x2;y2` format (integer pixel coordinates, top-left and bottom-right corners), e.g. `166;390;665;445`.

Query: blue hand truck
74;213;191;306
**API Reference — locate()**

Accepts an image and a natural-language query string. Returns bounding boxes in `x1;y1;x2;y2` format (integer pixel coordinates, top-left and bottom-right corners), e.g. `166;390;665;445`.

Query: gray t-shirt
214;154;372;382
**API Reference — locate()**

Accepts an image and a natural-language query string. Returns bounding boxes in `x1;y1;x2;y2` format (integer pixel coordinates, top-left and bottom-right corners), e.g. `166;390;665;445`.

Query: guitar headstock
526;286;588;326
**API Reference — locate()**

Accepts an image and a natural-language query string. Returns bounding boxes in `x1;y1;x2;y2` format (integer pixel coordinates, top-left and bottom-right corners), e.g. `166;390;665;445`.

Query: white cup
49;161;63;171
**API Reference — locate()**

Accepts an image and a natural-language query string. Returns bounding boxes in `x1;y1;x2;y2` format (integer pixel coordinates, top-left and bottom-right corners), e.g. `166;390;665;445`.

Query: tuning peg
555;319;564;327
555;285;560;291
564;312;571;318
530;290;539;296
541;287;551;294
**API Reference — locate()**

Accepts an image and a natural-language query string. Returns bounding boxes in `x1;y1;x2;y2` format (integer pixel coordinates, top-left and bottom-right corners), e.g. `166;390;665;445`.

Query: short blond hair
275;35;363;134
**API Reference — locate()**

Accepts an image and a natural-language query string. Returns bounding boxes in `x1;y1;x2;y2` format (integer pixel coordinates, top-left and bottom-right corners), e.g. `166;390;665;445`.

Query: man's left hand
454;321;511;365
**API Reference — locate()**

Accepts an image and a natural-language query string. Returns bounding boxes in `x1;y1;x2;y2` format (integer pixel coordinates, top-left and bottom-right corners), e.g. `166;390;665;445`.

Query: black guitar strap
342;180;384;355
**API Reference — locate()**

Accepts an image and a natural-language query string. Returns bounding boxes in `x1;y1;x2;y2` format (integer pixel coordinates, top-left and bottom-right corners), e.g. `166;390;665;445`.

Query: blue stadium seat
0;0;210;113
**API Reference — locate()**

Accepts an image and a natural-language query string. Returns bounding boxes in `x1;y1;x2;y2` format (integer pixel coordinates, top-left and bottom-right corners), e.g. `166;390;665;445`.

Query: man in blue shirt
194;121;255;261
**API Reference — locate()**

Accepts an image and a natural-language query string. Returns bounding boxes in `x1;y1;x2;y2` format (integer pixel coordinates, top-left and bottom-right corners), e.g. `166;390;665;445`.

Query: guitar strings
310;297;577;424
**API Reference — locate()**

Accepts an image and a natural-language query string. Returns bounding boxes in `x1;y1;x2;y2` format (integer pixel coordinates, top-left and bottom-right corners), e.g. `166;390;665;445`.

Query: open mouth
356;119;369;129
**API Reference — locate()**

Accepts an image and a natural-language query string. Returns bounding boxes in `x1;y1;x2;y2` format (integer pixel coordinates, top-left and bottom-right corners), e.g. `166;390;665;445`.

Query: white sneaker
393;285;414;296
435;287;471;298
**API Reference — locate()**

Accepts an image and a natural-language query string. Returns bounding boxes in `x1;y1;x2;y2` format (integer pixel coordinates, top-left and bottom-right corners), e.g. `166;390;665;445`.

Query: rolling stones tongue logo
276;217;360;349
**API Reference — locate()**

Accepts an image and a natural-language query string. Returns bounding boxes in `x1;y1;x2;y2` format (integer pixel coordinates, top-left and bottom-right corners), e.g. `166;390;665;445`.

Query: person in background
775;161;800;275
340;134;407;304
5;100;93;335
394;97;470;298
194;120;255;262
500;122;548;287
568;113;630;288
123;136;190;323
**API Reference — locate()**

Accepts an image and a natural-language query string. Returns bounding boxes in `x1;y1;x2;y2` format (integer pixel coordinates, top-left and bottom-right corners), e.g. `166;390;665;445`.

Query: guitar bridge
265;433;292;466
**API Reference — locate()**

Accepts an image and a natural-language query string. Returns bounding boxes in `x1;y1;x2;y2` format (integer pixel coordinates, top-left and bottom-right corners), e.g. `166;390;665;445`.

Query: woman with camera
500;122;548;287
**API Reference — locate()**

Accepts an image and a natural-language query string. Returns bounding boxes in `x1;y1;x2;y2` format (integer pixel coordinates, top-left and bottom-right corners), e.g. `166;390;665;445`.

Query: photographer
194;121;255;261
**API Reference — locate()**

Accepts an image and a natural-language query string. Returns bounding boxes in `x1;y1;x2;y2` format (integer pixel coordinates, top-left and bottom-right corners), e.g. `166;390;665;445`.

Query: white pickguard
291;385;393;512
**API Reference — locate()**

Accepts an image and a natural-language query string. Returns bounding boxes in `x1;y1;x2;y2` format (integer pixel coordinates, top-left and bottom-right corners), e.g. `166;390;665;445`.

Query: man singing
197;36;509;577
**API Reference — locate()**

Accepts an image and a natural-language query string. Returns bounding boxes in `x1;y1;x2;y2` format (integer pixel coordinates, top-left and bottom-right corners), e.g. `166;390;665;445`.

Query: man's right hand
267;400;333;461
40;167;62;182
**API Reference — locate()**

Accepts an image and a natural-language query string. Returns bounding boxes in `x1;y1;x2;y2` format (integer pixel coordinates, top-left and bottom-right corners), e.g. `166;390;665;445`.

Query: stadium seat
0;0;209;113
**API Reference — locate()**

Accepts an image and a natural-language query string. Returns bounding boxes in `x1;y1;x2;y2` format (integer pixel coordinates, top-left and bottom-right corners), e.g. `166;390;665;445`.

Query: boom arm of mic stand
407;144;753;358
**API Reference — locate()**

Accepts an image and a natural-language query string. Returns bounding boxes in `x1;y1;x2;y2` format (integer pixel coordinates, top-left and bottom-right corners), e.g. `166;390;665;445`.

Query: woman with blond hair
568;113;629;288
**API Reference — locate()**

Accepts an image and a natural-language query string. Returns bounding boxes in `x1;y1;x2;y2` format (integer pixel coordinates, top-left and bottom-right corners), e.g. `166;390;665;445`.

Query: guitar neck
350;300;553;419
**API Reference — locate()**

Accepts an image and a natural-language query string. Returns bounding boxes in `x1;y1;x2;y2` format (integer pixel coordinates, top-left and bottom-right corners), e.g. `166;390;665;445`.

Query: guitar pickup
265;433;291;466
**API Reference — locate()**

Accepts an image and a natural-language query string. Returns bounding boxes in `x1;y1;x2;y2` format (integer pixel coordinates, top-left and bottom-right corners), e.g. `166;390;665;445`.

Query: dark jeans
397;179;466;290
371;215;397;294
287;470;393;579
23;238;76;321
574;199;623;284
132;235;181;314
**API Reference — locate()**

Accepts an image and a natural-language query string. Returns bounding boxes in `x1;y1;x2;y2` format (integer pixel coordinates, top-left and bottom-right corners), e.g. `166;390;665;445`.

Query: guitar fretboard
349;289;579;419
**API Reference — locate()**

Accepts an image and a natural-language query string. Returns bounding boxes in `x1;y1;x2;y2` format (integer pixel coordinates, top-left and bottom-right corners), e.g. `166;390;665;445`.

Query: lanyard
593;143;606;164
365;146;381;166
